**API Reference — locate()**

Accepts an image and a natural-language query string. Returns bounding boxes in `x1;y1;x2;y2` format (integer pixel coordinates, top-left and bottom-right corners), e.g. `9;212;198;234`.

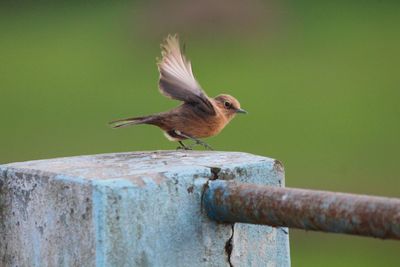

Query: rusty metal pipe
203;180;400;240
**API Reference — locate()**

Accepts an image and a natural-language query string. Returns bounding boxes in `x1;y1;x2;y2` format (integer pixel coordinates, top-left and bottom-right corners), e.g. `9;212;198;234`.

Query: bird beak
236;108;248;114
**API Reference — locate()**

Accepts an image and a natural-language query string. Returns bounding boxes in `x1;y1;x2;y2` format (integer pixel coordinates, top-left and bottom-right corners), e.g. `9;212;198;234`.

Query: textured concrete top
1;151;272;180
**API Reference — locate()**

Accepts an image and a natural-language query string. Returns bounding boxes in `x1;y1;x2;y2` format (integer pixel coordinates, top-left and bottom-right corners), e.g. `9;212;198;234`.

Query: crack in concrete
203;166;235;266
209;167;221;180
225;224;234;267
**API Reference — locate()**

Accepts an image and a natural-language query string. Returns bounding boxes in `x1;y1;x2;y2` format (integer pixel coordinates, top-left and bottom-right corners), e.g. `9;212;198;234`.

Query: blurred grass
1;1;399;266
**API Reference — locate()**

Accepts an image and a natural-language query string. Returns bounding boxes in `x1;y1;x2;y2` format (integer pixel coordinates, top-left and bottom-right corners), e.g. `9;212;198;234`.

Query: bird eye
224;101;232;109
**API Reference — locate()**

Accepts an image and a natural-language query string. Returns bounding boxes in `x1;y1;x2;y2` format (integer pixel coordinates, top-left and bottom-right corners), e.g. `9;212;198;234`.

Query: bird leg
191;138;214;151
177;141;192;150
174;130;214;151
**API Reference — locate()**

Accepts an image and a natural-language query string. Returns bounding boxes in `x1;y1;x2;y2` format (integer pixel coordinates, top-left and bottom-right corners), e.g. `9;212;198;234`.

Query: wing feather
157;35;215;115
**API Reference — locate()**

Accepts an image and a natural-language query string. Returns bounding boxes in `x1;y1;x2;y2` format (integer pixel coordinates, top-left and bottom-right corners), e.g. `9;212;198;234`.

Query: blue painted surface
203;180;230;222
0;151;290;267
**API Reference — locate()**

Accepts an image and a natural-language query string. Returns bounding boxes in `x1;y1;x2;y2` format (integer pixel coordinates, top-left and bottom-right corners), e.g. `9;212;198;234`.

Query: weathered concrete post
0;151;290;267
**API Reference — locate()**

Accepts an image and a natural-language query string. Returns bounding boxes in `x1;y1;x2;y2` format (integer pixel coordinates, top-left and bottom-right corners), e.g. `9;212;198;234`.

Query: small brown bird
110;35;247;150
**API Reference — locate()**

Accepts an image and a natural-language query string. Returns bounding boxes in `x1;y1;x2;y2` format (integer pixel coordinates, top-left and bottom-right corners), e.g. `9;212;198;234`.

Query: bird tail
109;115;155;128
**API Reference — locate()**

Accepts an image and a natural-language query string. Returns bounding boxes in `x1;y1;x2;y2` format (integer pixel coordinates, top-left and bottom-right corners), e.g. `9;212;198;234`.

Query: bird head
214;94;247;119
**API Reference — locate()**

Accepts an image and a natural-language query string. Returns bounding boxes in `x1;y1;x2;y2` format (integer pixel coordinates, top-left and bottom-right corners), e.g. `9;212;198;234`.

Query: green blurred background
1;1;399;266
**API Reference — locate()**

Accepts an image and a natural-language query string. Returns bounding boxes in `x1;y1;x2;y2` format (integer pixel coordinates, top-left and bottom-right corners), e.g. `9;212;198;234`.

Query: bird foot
194;140;214;151
177;141;192;150
176;146;192;151
174;130;214;151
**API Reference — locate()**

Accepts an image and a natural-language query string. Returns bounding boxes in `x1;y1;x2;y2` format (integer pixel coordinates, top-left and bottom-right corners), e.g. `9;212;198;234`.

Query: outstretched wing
157;35;215;115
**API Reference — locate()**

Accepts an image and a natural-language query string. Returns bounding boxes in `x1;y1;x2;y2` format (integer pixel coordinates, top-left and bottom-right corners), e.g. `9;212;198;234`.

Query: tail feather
109;115;154;128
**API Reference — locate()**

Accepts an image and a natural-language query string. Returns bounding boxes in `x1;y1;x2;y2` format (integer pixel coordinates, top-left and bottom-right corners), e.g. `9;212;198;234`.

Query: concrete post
0;151;290;267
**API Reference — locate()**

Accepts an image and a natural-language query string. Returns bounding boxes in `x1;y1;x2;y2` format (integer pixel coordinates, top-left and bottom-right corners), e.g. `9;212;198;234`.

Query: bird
109;34;247;150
